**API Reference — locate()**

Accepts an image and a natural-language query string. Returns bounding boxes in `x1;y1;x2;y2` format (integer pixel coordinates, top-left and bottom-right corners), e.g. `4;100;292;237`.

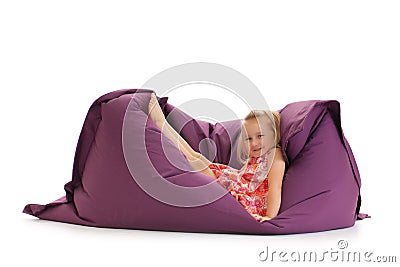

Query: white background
1;1;399;266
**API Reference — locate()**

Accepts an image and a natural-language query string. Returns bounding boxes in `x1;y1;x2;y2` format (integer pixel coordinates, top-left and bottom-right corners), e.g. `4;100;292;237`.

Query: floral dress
208;148;275;221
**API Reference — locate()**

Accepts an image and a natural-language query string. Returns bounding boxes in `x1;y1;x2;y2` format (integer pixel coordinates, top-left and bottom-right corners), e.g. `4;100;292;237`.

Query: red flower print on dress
208;148;275;219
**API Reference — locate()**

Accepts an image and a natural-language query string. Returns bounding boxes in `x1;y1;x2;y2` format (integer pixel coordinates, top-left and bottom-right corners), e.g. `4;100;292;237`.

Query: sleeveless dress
208;147;278;221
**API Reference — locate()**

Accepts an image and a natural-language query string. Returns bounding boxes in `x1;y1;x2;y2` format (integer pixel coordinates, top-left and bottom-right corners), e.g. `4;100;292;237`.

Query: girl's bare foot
148;92;166;127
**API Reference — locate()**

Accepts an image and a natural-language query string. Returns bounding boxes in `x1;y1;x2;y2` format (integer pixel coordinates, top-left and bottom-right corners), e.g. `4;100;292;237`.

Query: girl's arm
265;148;286;219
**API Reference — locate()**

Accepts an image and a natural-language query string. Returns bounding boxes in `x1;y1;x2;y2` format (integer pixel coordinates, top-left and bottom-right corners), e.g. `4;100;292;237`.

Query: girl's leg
148;93;217;179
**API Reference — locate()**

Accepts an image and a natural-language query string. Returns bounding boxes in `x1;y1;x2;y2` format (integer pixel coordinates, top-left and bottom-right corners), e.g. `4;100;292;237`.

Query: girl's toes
148;93;165;124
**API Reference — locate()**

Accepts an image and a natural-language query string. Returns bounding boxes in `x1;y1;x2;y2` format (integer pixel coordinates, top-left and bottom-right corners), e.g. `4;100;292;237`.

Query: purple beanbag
23;89;370;234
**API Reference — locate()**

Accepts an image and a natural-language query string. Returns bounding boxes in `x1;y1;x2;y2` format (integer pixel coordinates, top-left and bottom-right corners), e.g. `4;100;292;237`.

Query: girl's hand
253;214;272;222
259;215;272;222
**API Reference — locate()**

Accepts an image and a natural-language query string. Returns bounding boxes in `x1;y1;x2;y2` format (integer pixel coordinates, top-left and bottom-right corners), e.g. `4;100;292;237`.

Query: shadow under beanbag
23;89;370;234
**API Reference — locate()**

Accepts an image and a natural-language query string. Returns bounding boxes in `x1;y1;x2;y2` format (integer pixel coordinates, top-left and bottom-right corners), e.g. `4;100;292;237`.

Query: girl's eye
245;135;263;141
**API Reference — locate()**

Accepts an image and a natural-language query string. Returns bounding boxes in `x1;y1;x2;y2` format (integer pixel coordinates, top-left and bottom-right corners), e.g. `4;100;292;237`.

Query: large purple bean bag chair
23;89;370;234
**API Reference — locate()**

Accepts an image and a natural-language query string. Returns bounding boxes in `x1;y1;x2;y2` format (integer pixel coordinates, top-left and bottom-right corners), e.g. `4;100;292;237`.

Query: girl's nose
251;139;260;147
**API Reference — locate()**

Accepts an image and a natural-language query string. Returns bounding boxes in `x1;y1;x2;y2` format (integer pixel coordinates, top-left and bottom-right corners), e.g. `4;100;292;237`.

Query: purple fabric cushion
23;89;369;234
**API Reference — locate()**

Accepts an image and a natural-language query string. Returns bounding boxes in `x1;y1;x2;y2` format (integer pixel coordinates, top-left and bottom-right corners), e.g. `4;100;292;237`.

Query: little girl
148;93;285;222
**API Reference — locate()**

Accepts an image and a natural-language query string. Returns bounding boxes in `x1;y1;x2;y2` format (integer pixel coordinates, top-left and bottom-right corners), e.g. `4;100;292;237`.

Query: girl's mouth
253;148;262;152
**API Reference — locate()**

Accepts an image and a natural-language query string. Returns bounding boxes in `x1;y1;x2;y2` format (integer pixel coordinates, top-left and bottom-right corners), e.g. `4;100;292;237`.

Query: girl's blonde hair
236;110;281;165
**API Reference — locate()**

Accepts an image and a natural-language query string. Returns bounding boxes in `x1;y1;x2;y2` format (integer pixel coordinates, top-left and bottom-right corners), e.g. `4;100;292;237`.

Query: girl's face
243;118;274;158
